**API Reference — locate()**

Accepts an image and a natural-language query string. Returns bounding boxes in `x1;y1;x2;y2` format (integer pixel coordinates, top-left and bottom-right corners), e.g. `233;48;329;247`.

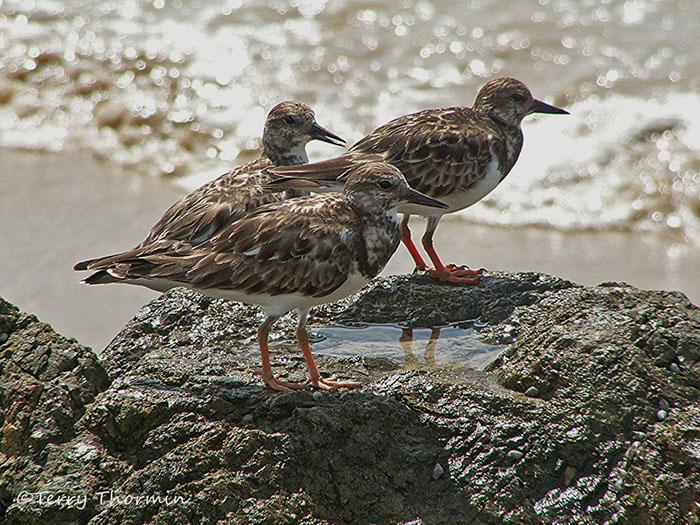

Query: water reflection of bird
399;327;441;367
271;78;568;283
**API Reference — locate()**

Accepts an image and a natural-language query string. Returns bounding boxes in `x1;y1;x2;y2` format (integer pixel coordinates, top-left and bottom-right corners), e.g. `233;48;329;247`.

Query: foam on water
2;0;699;245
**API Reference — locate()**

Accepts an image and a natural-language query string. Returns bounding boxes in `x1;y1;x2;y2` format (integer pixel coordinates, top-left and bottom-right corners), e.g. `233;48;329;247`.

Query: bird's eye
378;180;392;189
283;116;296;125
511;93;525;102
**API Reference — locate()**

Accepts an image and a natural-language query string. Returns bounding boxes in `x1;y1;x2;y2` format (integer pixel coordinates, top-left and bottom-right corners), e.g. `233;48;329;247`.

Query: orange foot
309;374;360;391
261;373;310;392
445;264;483;276
427;264;483;284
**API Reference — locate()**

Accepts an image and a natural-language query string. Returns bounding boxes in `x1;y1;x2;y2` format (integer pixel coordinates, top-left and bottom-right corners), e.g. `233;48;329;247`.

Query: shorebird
141;101;345;246
270;78;568;284
75;162;448;391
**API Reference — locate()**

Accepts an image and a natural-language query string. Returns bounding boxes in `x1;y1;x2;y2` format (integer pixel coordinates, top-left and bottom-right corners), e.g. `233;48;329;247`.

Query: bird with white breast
271;78;568;284
75;162;447;391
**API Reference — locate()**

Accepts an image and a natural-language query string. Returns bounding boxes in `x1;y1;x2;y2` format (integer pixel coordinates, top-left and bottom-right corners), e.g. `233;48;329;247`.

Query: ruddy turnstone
74;162;448;391
270;78;568;284
140;101;345;246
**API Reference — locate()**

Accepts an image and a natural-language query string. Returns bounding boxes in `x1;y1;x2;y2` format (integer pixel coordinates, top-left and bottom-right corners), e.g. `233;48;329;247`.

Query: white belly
399;156;503;218
131;271;371;317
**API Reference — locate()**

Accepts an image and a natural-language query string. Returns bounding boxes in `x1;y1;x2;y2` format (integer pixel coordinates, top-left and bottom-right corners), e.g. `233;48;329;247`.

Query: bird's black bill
403;188;449;209
530;98;569;115
309;122;346;146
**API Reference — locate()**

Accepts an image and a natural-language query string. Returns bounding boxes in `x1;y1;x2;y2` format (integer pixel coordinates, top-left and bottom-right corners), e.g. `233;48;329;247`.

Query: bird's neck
480;105;520;132
346;198;401;278
262;141;309;166
481;110;525;171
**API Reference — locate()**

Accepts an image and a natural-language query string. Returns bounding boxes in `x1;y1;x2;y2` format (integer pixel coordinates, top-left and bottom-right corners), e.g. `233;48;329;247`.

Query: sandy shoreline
2;148;698;352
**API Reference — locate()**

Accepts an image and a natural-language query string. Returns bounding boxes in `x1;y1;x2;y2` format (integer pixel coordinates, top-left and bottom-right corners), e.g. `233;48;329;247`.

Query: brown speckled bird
74;162;447;391
140;101;345;247
271;78;568;284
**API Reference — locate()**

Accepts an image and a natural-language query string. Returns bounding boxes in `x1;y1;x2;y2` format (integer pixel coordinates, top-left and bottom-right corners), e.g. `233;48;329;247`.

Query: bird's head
474;77;568;127
342;162;448;213
262;101;345;165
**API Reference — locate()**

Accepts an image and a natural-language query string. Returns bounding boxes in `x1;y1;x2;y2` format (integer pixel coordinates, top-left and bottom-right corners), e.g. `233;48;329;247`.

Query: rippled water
2;0;699;243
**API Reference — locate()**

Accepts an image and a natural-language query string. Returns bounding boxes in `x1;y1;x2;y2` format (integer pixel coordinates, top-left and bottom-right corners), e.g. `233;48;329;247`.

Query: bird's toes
309;375;361;391
445;263;483;276
262;374;309;391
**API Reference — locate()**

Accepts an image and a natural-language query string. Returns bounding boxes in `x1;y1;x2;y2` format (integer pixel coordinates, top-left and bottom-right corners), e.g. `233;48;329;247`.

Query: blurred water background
1;0;699;350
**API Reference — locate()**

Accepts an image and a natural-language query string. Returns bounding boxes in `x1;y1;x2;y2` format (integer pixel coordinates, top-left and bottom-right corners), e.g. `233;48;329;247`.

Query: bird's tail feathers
81;269;126;285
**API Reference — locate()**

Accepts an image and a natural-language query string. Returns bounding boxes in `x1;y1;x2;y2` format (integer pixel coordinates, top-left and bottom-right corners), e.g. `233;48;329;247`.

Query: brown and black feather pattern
103;101;341;253
140;158;290;246
76;171;406;300
181;196;376;298
268;77;570;206
269;107;511;199
348;107;510;198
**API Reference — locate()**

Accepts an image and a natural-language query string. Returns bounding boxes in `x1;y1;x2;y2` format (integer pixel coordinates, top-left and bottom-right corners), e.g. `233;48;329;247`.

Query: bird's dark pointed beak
530;98;569;115
309;122;346;146
403;187;449;209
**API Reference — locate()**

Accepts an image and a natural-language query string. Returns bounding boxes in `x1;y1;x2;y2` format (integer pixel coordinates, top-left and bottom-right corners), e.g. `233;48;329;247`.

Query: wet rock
0;298;109;453
1;271;699;524
0;296;110;522
314;271;576;328
525;386;540;397
621;406;700;523
507;449;524;461
564;466;578;487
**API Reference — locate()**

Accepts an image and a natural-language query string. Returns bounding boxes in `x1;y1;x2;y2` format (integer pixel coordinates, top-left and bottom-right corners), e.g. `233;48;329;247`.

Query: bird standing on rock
271;78;569;284
75;162;448;391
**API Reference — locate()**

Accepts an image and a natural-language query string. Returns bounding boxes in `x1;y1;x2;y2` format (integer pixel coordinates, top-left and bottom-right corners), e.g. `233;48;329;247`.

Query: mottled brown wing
270;108;507;199
268;152;383;186
74;160;275;272
73;236;191;274
141;158;283;245
74;190;355;296
349;107;506;198
181;196;363;298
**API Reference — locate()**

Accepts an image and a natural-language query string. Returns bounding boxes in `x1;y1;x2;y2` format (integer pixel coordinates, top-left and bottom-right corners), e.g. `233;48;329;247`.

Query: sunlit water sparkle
2;0;699;245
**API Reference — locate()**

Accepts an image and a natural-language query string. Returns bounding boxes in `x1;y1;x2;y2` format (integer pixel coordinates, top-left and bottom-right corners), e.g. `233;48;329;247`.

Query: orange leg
401;215;429;271
257;316;308;392
296;309;360;390
421;216;482;285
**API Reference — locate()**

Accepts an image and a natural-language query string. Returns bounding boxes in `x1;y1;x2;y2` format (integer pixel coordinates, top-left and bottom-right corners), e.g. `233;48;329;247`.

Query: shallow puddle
311;323;505;371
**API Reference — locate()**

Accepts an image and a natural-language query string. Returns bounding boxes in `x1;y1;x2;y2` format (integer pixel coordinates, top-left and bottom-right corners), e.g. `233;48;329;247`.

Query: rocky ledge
1;272;698;524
